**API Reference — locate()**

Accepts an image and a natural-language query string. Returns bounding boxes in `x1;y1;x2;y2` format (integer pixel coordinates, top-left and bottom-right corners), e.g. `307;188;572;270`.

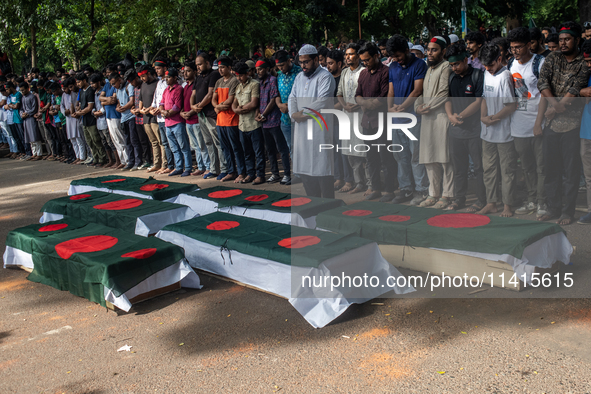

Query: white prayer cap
411;45;425;54
449;34;460;43
299;44;318;56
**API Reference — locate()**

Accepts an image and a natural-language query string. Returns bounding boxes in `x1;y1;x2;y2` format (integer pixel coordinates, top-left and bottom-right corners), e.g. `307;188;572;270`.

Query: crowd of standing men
2;20;591;225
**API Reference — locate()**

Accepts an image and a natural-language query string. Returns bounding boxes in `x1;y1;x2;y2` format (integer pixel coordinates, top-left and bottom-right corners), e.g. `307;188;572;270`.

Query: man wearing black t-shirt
190;53;227;178
74;73;106;166
444;43;486;211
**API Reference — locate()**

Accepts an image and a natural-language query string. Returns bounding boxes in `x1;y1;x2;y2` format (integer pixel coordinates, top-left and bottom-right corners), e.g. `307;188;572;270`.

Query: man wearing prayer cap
288;43;336;198
410;45;425;59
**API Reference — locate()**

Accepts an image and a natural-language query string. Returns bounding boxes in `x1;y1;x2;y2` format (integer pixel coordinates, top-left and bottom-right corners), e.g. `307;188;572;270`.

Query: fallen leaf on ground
437;371;445;375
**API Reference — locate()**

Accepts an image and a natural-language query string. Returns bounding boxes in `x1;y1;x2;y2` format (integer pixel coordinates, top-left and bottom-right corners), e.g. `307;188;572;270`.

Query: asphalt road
1;154;591;393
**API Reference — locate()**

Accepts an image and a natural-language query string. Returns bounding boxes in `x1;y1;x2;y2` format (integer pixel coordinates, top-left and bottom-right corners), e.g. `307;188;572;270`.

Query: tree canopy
0;0;582;74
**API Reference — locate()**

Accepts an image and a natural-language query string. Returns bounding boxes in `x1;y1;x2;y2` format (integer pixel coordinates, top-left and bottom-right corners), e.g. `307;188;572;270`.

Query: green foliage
0;0;584;74
525;0;579;27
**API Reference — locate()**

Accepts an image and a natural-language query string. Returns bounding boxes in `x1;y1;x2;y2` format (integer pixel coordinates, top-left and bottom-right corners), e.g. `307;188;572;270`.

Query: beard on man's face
303;64;317;77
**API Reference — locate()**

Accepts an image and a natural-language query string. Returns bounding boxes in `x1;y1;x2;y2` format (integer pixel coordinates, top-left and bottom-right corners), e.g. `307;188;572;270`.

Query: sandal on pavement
433;197;451;209
419;196;438;207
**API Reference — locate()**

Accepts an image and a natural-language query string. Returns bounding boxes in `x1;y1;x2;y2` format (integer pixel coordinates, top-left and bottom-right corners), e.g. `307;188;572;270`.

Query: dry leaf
437;371;445;375
179;343;184;346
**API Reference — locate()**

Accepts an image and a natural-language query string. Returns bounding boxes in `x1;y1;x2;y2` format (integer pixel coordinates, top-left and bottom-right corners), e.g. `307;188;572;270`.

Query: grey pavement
1;154;591;393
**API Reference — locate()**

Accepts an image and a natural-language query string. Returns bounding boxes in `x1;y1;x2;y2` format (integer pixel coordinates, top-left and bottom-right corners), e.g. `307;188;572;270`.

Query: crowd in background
2;20;591;225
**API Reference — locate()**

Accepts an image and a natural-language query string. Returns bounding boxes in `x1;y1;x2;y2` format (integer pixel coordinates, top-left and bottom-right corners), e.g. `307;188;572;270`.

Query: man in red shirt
159;68;192;176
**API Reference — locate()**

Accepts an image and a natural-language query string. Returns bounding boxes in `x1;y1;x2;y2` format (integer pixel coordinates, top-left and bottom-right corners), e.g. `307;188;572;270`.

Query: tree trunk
143;43;149;63
580;0;591;26
7;50;14;74
30;25;37;68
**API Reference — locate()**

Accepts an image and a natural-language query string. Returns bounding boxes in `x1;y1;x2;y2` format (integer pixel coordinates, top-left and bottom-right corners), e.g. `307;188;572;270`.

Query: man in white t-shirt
507;27;548;218
477;43;518;217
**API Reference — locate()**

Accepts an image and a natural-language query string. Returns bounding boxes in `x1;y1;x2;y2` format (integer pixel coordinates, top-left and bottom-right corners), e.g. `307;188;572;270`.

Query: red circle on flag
39;223;69;232
278;235;321;249
208;189;243;199
245;194;269;202
121;248;157;259
55;235;118;259
342;209;372;216
272;197;312;207
206;221;240;230
70;194;92;201
379;215;411;222
101;178;127;183
93;199;143;210
140;184;169;191
427;213;491;228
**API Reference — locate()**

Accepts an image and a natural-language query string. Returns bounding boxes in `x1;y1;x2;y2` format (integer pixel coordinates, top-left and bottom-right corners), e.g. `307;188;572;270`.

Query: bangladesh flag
176;186;345;226
315;202;565;259
69;175;198;201
41;191;197;236
160;211;371;268
157;212;414;328
5;218;189;308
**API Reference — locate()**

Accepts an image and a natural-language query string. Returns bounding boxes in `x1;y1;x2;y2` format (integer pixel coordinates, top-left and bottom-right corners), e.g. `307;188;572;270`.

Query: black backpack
507;54;543;79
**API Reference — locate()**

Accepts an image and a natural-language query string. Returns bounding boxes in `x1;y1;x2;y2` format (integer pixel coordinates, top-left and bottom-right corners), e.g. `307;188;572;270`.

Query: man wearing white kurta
61;85;86;163
288;44;336;198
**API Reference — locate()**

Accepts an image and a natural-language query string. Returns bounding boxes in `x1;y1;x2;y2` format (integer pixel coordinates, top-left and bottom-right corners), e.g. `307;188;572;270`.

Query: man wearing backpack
444;42;486;211
507;27;547;218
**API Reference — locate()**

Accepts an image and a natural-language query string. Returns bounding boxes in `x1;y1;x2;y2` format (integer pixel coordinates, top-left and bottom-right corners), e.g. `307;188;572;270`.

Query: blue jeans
0;121;16;152
122;118;142;167
217;125;246;175
186;123;211;171
165;123;192;172
158;122;174;169
239;128;265;177
392;124;428;193
280;122;292;156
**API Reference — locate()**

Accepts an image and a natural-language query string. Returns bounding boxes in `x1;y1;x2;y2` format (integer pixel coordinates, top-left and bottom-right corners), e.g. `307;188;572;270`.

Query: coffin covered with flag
173;186;345;228
69;175;198;202
156;212;414;328
3;217;201;310
40;191;197;236
315;202;573;285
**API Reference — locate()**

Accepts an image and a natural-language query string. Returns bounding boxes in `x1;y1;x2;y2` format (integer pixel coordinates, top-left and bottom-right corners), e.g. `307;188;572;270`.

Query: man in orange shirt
212;56;246;182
